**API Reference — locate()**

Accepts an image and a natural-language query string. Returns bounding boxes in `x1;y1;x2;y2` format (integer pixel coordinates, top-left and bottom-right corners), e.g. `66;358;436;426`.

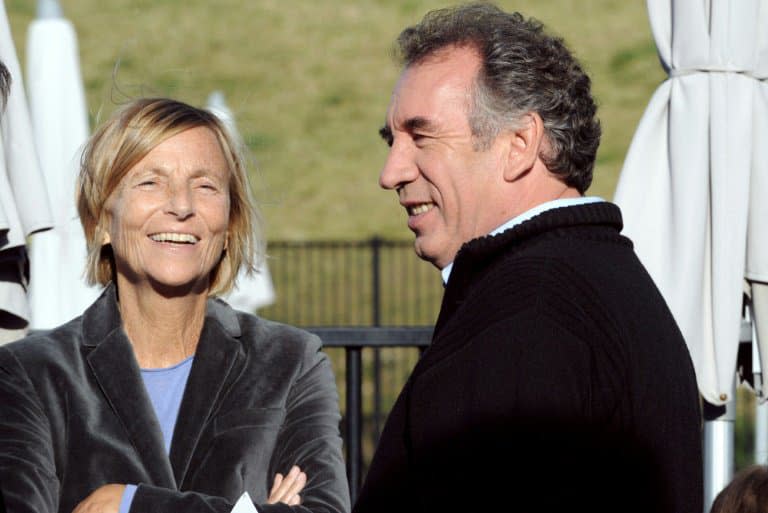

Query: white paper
231;492;259;513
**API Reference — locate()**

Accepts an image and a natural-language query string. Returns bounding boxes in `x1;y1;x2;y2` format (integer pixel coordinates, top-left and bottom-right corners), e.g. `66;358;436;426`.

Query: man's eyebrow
403;116;436;133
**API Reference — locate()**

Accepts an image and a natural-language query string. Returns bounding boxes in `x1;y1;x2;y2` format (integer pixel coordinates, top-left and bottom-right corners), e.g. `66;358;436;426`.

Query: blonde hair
77;97;263;295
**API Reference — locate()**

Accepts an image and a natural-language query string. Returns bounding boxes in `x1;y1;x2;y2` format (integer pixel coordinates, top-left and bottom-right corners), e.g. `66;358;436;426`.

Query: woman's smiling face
103;126;231;294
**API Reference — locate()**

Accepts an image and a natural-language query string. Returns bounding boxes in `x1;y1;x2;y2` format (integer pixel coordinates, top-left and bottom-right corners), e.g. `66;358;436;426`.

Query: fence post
371;237;382;438
346;346;362;502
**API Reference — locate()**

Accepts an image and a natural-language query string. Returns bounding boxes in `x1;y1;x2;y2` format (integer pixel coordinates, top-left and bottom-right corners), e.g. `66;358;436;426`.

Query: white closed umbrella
207;91;276;313
0;0;54;342
26;0;100;330
614;0;768;507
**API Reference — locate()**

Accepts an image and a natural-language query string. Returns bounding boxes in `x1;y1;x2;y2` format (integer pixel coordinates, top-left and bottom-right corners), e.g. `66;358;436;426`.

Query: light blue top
118;356;194;513
441;196;605;284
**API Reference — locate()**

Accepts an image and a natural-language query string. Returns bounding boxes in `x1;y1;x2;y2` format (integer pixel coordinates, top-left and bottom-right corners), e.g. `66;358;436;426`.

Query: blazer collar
83;283;245;488
170;297;244;487
84;284;176;488
81;284;124;346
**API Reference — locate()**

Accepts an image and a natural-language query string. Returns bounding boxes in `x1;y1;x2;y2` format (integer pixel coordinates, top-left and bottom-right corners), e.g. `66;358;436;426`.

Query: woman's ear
98;218;111;246
503;112;546;182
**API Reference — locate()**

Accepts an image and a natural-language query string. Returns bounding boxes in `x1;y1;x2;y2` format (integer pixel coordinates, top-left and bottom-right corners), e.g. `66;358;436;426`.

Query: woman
0;98;350;513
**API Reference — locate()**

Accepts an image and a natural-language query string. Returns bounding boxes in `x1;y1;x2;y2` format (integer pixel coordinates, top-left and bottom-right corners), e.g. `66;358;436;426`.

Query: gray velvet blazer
0;284;350;513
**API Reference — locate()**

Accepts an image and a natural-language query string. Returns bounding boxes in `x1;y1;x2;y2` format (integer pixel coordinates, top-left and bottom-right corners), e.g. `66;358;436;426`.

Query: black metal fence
308;327;432;502
260;238;443;496
260;238;443;326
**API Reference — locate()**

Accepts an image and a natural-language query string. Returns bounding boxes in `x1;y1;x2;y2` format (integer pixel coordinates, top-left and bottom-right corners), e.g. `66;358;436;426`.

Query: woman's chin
125;273;212;299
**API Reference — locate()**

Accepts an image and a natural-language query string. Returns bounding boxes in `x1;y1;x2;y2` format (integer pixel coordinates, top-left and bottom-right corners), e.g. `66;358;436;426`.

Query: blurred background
6;0;664;241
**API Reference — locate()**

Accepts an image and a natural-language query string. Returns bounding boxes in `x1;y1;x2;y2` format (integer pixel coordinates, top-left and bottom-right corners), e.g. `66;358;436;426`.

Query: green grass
7;0;664;240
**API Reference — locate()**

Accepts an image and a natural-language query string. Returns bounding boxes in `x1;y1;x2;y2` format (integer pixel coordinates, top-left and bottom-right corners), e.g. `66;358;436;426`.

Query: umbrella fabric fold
25;14;100;329
614;0;768;405
0;0;54;341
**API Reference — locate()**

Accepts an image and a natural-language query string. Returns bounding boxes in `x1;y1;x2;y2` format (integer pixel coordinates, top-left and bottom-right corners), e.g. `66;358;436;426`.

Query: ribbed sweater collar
455;201;624;269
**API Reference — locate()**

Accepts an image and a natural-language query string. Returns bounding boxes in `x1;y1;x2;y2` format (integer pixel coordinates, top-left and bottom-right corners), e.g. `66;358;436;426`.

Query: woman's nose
165;184;194;219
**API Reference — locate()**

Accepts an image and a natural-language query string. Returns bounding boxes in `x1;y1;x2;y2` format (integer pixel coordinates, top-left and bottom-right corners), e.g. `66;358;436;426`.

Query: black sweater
355;202;702;513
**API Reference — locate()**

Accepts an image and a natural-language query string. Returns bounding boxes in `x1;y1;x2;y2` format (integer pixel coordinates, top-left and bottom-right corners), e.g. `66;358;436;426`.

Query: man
354;4;702;513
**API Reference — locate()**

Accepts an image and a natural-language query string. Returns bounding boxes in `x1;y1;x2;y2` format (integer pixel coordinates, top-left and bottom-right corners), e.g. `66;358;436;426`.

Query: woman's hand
72;484;125;513
268;465;307;506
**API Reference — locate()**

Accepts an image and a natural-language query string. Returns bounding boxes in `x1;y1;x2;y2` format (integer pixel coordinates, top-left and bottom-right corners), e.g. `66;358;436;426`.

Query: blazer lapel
84;287;177;488
169;297;243;487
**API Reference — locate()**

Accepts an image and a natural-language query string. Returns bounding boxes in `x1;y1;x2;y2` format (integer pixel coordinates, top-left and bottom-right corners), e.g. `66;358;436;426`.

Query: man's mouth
407;202;435;216
149;232;200;244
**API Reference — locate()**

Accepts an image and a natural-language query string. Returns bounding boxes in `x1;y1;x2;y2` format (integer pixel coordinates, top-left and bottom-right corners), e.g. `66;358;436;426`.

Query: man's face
379;46;510;269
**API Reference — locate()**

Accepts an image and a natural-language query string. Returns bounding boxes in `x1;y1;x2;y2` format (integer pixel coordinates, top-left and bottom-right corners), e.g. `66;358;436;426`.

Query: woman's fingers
267;465;307;504
284;470;306;504
269;473;284;498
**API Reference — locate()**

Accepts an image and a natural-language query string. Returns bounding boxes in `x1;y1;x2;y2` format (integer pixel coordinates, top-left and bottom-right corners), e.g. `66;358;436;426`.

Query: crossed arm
72;467;307;513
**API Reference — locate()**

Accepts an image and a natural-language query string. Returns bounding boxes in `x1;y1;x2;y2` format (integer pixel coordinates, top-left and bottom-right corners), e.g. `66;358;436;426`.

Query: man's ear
503;112;545;182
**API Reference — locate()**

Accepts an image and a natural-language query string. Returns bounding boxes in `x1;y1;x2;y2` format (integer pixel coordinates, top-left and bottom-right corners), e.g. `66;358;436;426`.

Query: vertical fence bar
371;237;381;325
371;237;382;437
346;346;362;502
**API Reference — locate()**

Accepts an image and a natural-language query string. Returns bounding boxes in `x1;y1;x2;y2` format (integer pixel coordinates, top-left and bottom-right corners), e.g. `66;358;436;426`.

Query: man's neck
440;195;605;285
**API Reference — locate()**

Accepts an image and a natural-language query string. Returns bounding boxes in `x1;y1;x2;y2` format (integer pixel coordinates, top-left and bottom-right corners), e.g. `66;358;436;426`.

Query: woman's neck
115;277;208;368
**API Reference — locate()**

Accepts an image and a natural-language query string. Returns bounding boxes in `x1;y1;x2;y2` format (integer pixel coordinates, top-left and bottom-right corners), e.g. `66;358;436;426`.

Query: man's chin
413;238;443;269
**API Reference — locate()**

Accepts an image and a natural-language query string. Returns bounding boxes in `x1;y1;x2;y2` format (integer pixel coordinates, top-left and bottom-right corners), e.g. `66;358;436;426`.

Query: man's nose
379;139;419;190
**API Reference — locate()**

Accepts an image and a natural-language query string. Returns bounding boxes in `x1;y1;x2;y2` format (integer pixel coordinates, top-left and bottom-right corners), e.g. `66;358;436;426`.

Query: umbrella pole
703;381;736;511
752;295;768;464
756;400;768;464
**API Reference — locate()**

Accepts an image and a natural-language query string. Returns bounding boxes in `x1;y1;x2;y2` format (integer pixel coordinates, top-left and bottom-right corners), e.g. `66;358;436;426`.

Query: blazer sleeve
265;333;349;513
130;334;350;513
0;348;59;513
